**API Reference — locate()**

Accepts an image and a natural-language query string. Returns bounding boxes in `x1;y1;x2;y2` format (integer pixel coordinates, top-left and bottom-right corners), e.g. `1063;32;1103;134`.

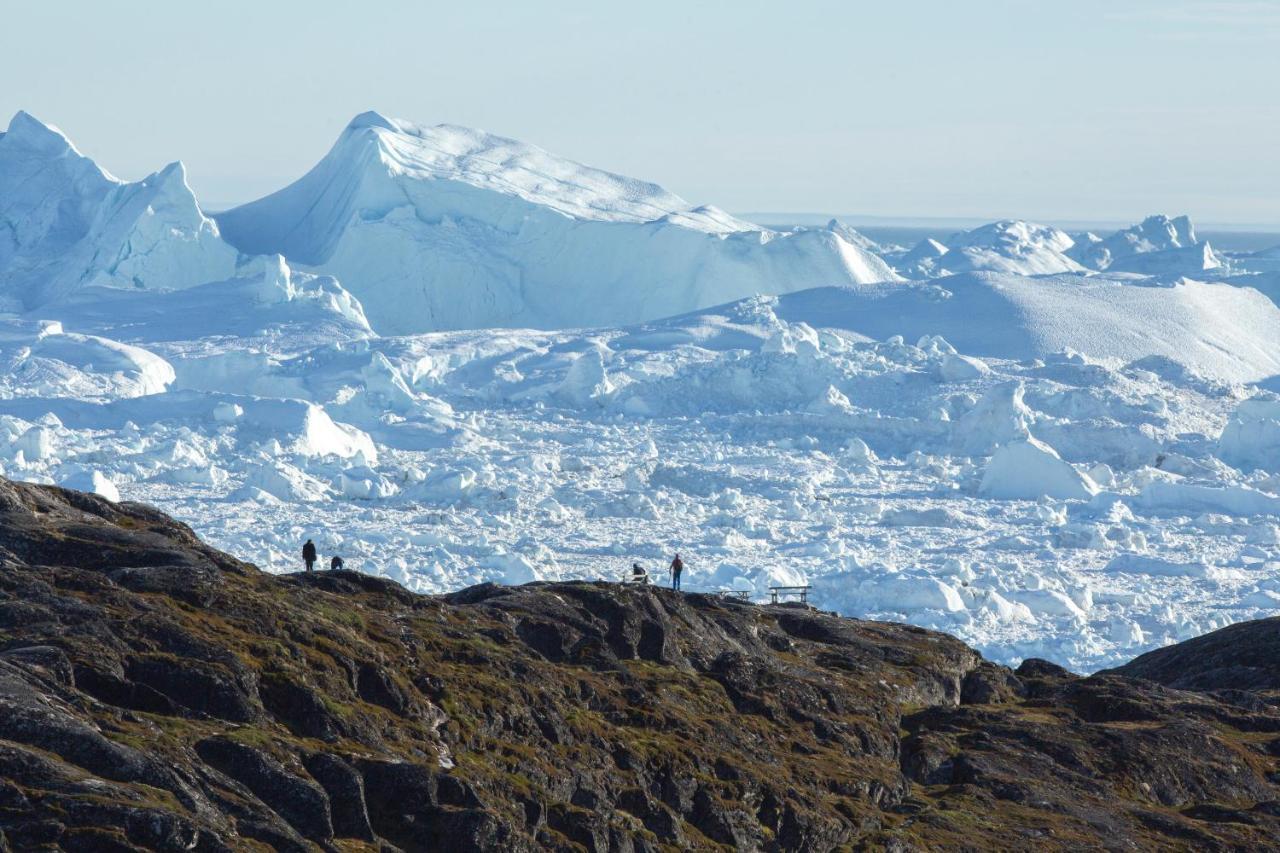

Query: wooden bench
769;585;811;605
715;589;751;601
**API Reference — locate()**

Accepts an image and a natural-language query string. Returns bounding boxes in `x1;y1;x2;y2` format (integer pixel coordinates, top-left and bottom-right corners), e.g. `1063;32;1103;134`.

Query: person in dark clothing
330;555;344;571
302;539;317;572
669;553;684;591
630;562;650;584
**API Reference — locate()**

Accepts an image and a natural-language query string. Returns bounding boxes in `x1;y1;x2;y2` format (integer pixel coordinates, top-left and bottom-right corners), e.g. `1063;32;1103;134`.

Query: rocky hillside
3;477;1280;851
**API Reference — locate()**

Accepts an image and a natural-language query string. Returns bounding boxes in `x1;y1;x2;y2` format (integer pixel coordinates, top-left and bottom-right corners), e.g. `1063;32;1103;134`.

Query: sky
2;0;1278;226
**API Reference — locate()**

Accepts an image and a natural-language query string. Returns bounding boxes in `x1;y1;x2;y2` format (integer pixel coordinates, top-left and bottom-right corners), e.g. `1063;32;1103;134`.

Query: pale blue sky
3;0;1278;225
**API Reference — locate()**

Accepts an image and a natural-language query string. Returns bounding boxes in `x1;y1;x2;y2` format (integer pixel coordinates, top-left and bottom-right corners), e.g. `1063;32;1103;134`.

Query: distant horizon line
737;212;1280;235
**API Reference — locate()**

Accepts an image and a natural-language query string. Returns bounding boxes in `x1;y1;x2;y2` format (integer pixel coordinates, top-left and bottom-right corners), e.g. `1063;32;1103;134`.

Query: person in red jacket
669;553;684;591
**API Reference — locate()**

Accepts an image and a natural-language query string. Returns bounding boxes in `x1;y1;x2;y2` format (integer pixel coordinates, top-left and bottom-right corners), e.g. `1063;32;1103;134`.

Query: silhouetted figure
629;562;650;584
670;553;684;591
330;555;344;571
302;539;317;572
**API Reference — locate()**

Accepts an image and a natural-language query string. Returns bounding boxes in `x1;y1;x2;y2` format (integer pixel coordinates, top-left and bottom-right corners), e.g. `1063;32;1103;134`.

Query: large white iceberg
216;112;900;334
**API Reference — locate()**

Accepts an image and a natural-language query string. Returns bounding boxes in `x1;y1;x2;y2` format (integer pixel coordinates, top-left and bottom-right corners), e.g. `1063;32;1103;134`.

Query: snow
240;462;330;503
0;317;175;398
1104;553;1211;578
1136;481;1280;518
766;275;1280;385
940;220;1082;275
3;282;1273;672
939;353;991;382
888;220;1082;277
2;110;1280;674
877;575;967;613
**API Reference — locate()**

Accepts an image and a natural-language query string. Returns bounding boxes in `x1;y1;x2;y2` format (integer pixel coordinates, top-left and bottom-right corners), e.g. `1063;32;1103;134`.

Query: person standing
302;539;317;572
669;553;684;591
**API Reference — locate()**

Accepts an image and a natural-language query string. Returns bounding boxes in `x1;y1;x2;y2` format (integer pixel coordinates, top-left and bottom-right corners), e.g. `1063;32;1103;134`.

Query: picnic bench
714;589;751;601
769;585;811;605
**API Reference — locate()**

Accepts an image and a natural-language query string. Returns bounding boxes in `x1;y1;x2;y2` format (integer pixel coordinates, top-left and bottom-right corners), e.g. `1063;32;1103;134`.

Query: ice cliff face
0;112;238;310
216;112;900;334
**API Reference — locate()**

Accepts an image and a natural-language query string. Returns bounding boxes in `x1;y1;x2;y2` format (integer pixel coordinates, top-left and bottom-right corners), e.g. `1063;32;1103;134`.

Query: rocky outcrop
1108;616;1280;692
1;475;1280;850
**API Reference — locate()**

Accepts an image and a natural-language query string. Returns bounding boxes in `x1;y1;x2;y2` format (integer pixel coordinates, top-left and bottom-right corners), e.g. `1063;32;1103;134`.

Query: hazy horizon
4;1;1278;226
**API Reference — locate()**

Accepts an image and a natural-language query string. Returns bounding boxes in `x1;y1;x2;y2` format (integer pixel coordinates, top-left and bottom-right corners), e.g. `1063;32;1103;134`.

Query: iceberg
0;112;237;310
217;113;900;334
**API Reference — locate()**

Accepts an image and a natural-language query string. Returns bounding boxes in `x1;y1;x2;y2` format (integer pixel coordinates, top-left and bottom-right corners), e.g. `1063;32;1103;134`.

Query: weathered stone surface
3;475;1280;850
195;737;333;841
303;752;375;841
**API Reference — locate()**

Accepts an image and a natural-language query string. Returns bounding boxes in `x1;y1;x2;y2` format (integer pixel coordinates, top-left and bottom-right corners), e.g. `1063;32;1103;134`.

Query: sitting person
627;562;650;584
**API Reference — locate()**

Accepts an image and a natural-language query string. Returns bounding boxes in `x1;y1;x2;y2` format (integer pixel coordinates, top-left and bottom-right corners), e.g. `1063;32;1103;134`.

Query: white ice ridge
215;112;900;333
888;214;1227;280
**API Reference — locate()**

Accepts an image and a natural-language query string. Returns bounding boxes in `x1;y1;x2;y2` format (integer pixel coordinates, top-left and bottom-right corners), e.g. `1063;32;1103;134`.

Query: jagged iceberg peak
1111;214;1199;253
2;111;219;228
4;110;82;157
0;111;237;309
0;111;116;191
344;110;401;133
1069;213;1221;273
825;219;890;253
1;110;206;215
903;237;948;262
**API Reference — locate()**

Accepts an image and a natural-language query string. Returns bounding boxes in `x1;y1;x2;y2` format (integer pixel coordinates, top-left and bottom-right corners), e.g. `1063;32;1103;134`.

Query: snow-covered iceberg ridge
215;112;900;334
